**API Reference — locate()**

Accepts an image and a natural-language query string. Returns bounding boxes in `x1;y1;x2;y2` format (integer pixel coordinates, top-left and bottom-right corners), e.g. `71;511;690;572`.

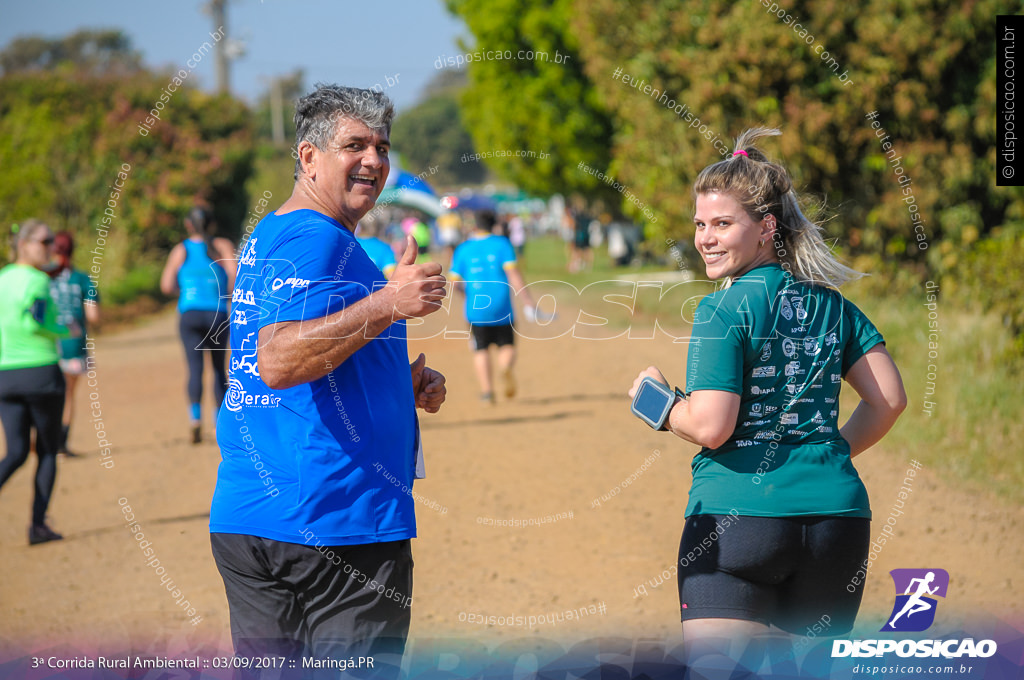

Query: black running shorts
678;513;870;635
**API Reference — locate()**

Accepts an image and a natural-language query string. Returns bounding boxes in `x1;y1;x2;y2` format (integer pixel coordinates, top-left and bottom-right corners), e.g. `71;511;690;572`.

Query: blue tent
377;169;443;217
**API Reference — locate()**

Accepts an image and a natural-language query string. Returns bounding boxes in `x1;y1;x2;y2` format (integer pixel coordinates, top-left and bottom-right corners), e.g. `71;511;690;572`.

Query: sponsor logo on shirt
230;332;260;378
781;413;799;425
782;338;798;358
784;361;805;376
752;366;776;378
759;341;772;362
831;373;842;383
750;385;776;395
272;277;310;291
225;377;282;411
735;439;755;447
232;288;257;306
780;296;794;321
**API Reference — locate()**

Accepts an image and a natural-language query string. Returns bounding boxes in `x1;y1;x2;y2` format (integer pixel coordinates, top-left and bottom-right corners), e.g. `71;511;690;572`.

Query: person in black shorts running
628;128;907;668
450;211;538;403
160;207;236;444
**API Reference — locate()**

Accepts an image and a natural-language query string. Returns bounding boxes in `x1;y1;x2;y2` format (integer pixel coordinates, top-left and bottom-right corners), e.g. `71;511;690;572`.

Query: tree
0;29;141;76
391;69;486;188
444;0;619;203
0;64;253;299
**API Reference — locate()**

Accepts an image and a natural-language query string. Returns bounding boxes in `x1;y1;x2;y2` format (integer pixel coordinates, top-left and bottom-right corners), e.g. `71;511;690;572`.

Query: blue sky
0;0;469;109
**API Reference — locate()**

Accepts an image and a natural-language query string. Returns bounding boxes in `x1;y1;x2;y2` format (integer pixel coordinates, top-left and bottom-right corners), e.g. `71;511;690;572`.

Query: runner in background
0;220;75;545
450;210;538;404
356;221;397;277
159;206;236;444
48;231;100;456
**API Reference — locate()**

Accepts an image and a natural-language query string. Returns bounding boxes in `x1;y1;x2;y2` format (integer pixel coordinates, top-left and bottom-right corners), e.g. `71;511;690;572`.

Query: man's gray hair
293;83;395;179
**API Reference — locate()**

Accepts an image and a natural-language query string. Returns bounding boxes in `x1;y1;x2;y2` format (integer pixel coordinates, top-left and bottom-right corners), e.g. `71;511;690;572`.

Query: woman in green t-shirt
628;128;906;656
0;219;75;545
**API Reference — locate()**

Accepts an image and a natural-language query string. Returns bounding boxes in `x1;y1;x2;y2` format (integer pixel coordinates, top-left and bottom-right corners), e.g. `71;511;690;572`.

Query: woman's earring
759;239;765;248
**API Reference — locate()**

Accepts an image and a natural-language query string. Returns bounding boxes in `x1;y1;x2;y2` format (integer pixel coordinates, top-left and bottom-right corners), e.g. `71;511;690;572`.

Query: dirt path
1;307;1021;660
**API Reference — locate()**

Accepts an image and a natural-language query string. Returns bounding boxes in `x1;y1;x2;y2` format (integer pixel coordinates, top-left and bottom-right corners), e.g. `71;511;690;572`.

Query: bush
954;233;1024;359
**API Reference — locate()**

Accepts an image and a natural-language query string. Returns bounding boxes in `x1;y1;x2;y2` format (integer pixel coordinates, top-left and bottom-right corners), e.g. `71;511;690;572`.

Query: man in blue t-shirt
450;211;537;403
210;85;448;674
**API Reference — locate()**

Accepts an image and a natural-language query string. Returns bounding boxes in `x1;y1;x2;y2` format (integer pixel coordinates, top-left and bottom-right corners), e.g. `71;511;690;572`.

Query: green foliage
448;0;1024;279
0;65;253;291
845;282;1024;503
392;86;487;188
0;29;141;75
444;0;618;201
952;232;1024;357
571;0;1022;265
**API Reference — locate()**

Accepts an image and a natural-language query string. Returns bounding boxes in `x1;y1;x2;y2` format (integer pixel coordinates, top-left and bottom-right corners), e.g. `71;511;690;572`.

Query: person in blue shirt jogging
450;210;540;404
210;84;447;678
160;206;236;444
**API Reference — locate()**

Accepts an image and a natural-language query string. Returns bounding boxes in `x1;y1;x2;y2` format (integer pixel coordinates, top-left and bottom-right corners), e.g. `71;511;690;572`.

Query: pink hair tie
733;150;748;157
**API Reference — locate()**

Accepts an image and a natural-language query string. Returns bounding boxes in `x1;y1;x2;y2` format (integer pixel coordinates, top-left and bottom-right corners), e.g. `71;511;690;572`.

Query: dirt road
1;307;1021;663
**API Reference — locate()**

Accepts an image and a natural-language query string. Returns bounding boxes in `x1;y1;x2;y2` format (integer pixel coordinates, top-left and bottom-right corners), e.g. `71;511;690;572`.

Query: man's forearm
258;287;399;390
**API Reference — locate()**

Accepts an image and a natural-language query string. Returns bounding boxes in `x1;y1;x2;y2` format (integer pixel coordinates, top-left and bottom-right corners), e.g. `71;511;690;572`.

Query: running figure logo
881;568;950;632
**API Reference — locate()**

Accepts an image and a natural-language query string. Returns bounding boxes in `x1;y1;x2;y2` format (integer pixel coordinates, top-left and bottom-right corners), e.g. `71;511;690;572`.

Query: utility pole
270;77;285;146
209;0;229;94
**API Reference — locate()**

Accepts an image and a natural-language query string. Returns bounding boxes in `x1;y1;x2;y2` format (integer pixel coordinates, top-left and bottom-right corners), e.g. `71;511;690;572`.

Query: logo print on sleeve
239;237;258;267
230;332;260;378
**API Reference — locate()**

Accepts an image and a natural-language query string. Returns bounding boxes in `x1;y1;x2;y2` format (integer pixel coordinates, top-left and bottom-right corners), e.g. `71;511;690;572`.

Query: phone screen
634;381;670;421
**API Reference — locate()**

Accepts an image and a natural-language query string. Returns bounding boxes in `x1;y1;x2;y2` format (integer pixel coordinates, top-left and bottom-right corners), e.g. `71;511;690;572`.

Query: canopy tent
377;169;443;218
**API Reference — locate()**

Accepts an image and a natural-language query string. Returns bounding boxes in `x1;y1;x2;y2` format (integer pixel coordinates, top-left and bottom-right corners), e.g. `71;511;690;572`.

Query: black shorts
210;533;413;679
678;514;870;635
469;323;515;350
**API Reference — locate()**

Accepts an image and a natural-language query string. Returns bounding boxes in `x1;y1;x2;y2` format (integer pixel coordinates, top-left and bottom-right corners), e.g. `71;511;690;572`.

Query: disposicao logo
832;568;997;659
881;568;949;632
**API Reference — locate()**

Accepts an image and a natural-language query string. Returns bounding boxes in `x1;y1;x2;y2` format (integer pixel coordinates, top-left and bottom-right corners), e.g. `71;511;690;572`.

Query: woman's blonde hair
692;127;862;288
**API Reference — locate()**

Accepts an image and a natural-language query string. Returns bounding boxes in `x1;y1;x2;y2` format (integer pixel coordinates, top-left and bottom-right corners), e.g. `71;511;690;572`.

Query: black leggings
179;309;229;408
0;364;66;525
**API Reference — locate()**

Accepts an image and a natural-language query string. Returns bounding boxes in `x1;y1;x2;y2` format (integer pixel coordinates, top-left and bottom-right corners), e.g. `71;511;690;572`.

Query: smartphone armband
630;377;681;430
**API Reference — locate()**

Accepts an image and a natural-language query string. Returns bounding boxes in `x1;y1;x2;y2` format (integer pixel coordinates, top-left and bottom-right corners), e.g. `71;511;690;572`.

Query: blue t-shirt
177;239;228;313
683;264;884;519
450;234;516;326
358;236;397;275
211;209;418;546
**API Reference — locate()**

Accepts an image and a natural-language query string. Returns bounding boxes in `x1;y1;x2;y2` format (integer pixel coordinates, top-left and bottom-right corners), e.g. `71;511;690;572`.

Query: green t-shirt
684;264;884;519
49;268;99;359
0;263;69;369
